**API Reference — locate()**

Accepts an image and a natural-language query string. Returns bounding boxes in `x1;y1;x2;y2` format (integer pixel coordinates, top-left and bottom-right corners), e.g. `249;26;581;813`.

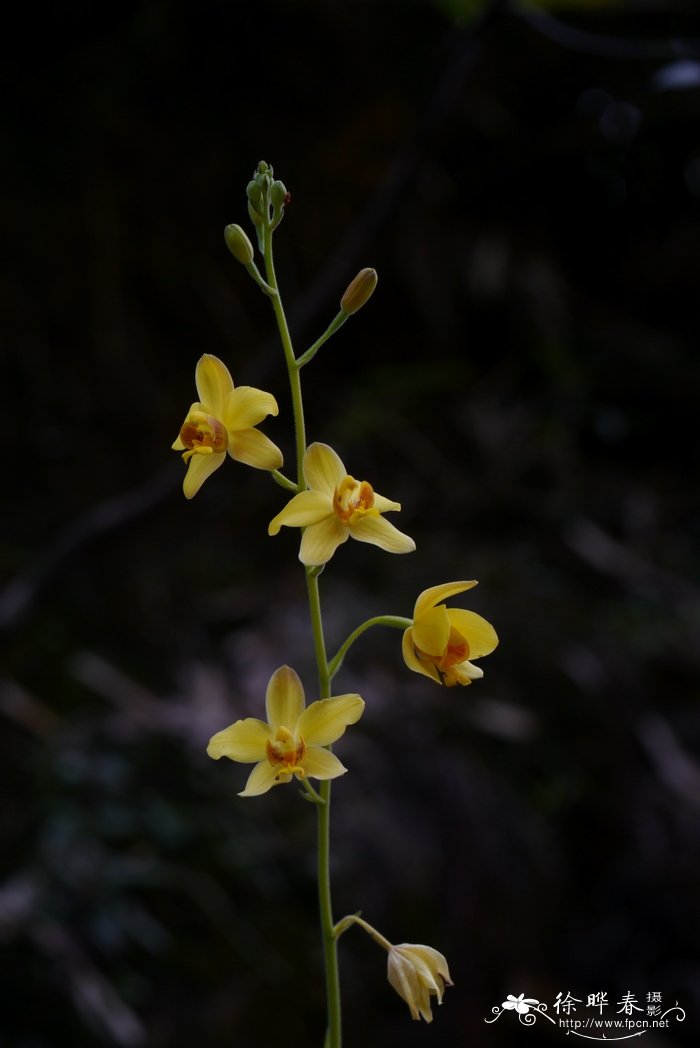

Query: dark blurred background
2;0;700;1044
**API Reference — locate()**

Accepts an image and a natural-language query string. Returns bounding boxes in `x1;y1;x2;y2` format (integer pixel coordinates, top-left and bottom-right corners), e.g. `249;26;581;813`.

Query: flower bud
224;224;255;265
247;200;264;228
340;267;378;315
271;180;288;209
246;180;264;214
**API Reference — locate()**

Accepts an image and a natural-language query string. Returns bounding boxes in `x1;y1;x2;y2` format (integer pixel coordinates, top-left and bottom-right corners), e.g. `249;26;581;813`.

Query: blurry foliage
2;0;700;1045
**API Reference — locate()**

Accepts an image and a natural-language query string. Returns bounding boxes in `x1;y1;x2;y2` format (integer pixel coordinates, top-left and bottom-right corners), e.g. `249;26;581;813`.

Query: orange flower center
179;411;228;461
333;475;376;523
266;725;306;779
415;626;470;685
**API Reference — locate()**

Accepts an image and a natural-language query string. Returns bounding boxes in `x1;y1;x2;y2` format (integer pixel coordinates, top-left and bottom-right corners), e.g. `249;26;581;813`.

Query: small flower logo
502;993;540;1014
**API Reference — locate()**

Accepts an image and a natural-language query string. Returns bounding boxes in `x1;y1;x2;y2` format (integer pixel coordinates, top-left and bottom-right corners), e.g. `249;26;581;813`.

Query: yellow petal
299;516;349;566
447;609;499;659
239;761;282;797
268;491;332;535
451;660;483;683
182;451;226;499
228;428;283;470
265;665;305;731
414;581;478;620
387;949;429;1022
350;514;416;554
195;354;234;417
224;386;279;429
172;434;185;451
297;694;364;747
397;944;453;991
300;747;348;781
411;605;450;657
388;944;452;1021
207;718;271;762
303;442;346;496
372;491;401;513
402;629;441;684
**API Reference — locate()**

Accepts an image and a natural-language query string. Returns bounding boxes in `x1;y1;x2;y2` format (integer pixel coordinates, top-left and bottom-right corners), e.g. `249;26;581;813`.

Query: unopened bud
271;180;287;209
247;200;264;227
224;224;255;264
340;268;378;315
247;180;264;214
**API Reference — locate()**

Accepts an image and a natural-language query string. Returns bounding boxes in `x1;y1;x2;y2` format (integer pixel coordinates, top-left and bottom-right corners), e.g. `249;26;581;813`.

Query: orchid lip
179;411;228;457
333;476;376;523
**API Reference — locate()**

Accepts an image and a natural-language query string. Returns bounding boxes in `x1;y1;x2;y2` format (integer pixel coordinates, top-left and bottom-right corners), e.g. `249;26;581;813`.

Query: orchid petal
182;451;226;499
303;442;346;495
195;354;234;417
300;747;348;781
206;718;271;762
447;609;499;659
265;665;305;731
350;514;416;554
414;581;478;620
451;660;483;684
268;491;332;535
224;386;279;429
388;951;432;1022
228;427;283;470
372;491;401;513
411;604;450;657
297;694;364;747
299;516;349;566
239;761;283;797
402;629;441;684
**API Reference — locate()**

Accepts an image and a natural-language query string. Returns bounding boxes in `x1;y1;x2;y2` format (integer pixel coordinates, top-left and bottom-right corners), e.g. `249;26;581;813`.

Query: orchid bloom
402;581;498;687
268;442;415;566
172;353;283;498
206;665;364;797
387;943;453;1023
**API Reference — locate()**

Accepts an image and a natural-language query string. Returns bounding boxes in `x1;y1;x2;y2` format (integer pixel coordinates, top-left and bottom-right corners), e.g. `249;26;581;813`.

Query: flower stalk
328;615;412;679
180;161;500;1047
263;192;343;1046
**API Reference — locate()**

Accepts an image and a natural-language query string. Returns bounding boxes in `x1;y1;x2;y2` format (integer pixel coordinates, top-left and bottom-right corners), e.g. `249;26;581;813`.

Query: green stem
333;913;392;952
306;569;341;1048
264;215;341;1048
296;311;348;368
263;223;306;489
328;615;412;679
271;469;300;492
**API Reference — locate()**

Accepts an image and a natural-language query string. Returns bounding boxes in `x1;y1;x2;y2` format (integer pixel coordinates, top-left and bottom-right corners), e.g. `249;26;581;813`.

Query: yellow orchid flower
268;442;415;566
172;353;283;498
206;665;364;797
402;581;498;687
387;943;453;1023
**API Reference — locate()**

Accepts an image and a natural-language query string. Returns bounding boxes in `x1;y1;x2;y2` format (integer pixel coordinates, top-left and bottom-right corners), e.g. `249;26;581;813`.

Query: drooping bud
387;943;453;1023
340;267;378;315
224;224;255;264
